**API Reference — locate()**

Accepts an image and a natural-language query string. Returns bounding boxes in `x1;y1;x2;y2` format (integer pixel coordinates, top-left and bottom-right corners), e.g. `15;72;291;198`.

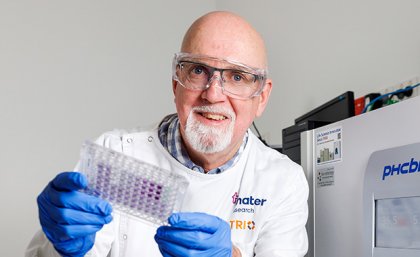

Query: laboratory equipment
301;95;420;257
282;120;329;164
79;141;189;226
363;143;420;257
283;91;354;164
294;91;355;124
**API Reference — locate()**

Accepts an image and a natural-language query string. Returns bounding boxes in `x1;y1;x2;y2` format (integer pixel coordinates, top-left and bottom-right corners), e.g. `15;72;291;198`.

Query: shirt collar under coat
157;114;248;174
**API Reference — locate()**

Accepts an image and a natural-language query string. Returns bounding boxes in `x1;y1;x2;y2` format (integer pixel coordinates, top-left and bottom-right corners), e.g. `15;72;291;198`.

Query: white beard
184;106;236;154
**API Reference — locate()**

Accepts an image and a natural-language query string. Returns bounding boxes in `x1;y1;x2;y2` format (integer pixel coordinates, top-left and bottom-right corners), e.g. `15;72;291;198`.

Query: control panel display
375;197;420;249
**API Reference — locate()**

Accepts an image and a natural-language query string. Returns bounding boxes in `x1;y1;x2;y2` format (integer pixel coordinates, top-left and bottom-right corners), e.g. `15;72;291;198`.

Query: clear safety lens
173;53;267;99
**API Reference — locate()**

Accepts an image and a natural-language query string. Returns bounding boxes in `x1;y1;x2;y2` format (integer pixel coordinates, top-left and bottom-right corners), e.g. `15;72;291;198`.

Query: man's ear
256;79;272;117
172;79;178;96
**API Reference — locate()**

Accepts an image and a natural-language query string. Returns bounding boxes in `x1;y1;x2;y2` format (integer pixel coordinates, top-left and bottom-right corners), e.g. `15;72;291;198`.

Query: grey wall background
1;0;419;256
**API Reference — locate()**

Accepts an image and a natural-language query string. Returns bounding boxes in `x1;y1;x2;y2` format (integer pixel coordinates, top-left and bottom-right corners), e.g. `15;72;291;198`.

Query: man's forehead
181;12;268;69
183;39;266;70
178;52;264;74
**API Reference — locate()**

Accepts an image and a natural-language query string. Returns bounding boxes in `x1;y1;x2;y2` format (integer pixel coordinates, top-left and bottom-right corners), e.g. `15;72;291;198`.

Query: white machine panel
301;96;420;257
364;143;420;257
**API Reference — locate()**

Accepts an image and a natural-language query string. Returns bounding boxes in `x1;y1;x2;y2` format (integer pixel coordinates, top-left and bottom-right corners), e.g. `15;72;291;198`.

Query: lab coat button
148;136;153;142
126;138;133;143
123;234;128;240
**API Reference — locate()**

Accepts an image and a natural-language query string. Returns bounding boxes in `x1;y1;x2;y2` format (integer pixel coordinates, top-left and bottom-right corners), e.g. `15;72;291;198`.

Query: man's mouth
199;112;228;121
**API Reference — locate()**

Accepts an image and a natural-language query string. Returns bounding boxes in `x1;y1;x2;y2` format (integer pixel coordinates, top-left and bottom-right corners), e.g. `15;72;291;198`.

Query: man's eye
192;66;204;75
230;71;249;82
233;74;243;81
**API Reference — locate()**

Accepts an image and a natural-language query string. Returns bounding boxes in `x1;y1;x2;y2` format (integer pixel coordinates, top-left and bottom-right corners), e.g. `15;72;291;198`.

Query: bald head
181;11;268;70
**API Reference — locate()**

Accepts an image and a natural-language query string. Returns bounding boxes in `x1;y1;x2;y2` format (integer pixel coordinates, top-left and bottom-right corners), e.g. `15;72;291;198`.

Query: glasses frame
172;52;268;100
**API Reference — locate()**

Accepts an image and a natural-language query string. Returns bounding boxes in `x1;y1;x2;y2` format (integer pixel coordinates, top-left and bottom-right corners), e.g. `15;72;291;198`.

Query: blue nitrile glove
37;172;113;257
154;212;232;257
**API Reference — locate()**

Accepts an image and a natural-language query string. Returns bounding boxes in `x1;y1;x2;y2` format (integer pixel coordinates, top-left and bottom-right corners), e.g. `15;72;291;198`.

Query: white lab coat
26;128;309;257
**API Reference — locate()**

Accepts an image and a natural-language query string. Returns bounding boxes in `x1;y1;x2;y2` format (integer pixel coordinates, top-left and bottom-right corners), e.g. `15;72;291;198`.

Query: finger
39;201;106;241
38;196;108;242
41;220;103;243
52;208;112;226
44;185;112;215
39;196;112;225
158;245;175;257
168;212;221;233
155;226;213;249
54;234;96;256
60;223;104;239
155;235;198;256
38;202;69;242
51;172;88;191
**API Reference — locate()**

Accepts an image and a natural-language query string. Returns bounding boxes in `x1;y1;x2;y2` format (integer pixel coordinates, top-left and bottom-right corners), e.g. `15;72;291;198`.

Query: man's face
173;53;271;155
174;15;271;155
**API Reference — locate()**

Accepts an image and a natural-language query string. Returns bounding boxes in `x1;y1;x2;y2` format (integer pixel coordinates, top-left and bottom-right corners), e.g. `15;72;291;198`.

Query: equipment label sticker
315;126;342;165
316;166;335;188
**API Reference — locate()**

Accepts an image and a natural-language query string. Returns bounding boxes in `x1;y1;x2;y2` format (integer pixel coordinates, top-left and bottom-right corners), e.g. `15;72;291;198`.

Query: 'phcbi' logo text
382;158;420;180
232;192;267;206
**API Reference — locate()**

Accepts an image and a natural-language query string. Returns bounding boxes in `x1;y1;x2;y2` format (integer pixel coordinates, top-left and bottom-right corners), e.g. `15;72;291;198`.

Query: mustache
191;105;236;121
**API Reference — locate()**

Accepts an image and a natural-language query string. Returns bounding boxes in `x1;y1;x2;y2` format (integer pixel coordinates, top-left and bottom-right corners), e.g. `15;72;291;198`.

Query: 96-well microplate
79;141;189;226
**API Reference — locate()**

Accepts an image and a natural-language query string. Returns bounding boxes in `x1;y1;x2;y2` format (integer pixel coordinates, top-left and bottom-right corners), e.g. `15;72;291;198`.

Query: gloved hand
154;212;232;257
37;172;113;257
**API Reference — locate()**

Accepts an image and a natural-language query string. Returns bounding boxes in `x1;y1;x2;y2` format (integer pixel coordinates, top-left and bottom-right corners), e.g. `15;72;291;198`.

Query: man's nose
202;74;226;102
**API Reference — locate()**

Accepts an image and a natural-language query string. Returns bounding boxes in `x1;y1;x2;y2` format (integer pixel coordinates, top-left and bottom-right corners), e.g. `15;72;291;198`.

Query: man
26;11;308;257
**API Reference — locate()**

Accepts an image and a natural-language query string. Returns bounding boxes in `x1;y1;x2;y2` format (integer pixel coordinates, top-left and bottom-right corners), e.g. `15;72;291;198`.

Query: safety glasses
172;52;267;100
